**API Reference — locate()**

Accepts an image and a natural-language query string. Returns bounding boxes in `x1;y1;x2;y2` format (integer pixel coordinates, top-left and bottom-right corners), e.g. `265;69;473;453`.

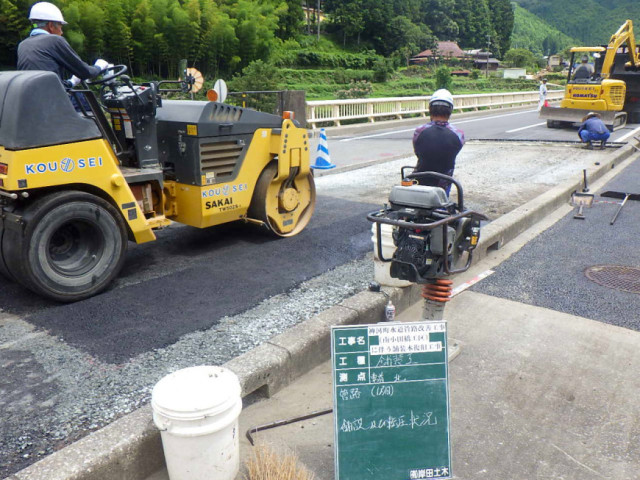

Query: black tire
3;191;128;302
0;217;14;281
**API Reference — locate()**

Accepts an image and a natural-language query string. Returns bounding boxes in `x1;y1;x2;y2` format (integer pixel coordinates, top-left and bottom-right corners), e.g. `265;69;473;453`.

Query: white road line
339;109;538;142
451;270;495;297
338;127;416;142
616;125;640;143
505;122;546;133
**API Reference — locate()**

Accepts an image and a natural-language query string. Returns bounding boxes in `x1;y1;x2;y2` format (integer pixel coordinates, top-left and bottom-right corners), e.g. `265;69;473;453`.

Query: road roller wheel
248;163;316;237
2;191;128;302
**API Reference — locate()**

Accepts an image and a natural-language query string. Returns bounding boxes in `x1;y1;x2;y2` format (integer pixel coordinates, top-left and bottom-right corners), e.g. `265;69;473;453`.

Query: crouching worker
578;112;610;150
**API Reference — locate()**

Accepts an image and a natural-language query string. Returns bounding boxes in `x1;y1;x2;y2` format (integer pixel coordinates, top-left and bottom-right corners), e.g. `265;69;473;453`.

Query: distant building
474;58;500;71
472;51;500;71
410;41;466;64
503;68;527;79
548;55;562;67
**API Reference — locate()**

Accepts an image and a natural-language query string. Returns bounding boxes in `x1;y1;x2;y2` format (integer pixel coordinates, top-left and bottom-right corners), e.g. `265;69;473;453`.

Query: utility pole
485;34;491;79
317;0;321;41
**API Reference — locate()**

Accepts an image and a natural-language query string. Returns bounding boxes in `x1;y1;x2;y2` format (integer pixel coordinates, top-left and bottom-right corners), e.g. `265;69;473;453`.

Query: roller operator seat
0;70;100;151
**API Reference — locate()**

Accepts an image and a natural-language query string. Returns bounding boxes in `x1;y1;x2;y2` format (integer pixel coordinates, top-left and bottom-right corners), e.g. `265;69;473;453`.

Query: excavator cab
542;19;640;131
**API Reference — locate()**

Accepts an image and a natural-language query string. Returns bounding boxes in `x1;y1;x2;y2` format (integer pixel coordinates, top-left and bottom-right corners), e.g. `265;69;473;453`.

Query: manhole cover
584;265;640;294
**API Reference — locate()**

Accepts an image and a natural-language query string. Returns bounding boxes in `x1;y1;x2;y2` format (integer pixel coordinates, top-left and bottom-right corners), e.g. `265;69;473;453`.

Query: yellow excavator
541;19;640;130
0;67;315;302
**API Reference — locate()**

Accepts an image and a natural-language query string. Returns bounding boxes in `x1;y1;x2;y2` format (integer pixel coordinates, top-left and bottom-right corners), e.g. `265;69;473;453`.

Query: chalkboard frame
331;321;452;480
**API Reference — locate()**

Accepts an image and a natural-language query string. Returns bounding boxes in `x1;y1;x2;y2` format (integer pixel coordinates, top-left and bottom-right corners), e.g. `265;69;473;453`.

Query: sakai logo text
205;197;234;209
202;183;248;198
25;157;103;175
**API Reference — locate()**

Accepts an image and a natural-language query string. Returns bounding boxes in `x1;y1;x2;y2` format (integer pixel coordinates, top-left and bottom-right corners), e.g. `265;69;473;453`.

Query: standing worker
17;2;108;88
412;89;465;195
578;112;610;149
537;78;548;111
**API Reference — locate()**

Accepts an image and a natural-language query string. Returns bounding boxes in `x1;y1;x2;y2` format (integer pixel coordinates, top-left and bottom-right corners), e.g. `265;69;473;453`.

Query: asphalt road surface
323;108;640;171
1;196;376;364
0;109;633;477
474;155;640;331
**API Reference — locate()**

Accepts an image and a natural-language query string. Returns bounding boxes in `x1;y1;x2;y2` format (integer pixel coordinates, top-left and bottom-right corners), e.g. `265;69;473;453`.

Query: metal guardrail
305;90;565;128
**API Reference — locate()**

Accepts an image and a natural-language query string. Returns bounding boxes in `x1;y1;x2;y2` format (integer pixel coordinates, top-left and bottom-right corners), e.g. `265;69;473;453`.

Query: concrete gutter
9;141;638;480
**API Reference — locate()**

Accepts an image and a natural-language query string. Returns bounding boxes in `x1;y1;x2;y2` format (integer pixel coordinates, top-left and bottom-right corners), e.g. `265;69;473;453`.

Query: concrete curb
10;141;638;480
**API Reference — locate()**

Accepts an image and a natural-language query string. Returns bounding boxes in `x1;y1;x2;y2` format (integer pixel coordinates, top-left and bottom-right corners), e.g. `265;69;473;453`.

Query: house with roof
410;41;466;64
471;51;500;71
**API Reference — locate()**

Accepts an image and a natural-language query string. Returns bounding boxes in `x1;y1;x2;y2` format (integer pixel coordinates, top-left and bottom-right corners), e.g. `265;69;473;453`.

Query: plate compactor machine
0;67;315;302
368;172;486;283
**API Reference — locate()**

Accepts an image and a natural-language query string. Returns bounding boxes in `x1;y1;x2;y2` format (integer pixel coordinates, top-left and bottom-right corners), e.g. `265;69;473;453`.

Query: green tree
488;0;514;58
504;48;538;69
230;0;279;68
454;0;493;49
103;0;132;66
420;0;459;40
0;0;30;67
372;57;394;82
199;3;239;77
385;15;432;55
230;59;281;91
76;2;106;61
326;0;365;45
131;0;156;75
275;0;304;40
435;65;452;90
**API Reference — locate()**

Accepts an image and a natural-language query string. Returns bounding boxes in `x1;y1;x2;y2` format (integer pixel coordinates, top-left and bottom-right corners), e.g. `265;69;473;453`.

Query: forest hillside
514;0;640;45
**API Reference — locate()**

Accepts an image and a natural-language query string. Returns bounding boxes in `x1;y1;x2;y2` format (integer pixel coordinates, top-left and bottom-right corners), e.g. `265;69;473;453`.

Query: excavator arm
601;20;640;78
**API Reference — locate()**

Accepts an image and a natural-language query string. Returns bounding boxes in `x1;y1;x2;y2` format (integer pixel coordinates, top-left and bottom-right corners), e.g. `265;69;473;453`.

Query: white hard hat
29;2;67;24
430;89;454;109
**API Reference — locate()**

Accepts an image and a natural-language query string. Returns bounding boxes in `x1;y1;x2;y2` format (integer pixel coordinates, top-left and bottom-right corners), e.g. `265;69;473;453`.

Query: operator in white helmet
17;2;109;88
412;89;465;195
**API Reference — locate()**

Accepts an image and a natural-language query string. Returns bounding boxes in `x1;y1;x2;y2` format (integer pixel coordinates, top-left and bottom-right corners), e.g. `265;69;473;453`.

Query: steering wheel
86;64;128;85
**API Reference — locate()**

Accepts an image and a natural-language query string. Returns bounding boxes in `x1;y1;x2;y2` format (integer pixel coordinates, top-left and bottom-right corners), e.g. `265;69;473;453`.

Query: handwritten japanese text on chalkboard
332;321;451;480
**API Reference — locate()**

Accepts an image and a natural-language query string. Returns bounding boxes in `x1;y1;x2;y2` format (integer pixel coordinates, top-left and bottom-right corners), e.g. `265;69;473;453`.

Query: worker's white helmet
429;89;454;109
29;2;67;24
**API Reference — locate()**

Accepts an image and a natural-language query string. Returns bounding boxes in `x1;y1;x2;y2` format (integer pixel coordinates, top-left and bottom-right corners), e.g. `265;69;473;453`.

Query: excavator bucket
540;106;627;131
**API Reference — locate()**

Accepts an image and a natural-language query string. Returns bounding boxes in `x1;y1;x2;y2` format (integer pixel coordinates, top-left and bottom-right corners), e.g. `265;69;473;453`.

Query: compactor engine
0;67;315;302
368;172;486;283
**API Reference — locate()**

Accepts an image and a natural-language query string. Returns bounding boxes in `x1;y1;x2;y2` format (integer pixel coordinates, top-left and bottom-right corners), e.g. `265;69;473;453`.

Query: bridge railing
305;90;565;129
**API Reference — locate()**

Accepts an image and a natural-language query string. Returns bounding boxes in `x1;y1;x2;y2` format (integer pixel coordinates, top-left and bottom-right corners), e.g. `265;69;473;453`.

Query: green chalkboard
331;322;451;480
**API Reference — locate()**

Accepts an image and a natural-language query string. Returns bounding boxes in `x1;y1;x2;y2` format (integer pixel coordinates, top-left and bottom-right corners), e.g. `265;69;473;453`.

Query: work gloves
94;58;109;70
65;75;81;88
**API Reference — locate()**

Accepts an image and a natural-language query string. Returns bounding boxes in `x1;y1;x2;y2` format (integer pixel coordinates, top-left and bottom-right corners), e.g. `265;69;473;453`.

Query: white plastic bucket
152;366;242;480
371;223;411;287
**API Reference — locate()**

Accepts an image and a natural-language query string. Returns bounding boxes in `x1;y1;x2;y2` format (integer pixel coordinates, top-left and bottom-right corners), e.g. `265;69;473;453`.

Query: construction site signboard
331;322;452;480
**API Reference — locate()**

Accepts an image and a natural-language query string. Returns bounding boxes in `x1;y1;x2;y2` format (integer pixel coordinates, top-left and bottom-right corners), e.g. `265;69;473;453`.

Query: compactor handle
401;165;415;181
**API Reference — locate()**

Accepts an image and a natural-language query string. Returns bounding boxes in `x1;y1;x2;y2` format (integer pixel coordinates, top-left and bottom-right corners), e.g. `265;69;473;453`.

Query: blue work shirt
578;117;608;136
413;120;465;191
